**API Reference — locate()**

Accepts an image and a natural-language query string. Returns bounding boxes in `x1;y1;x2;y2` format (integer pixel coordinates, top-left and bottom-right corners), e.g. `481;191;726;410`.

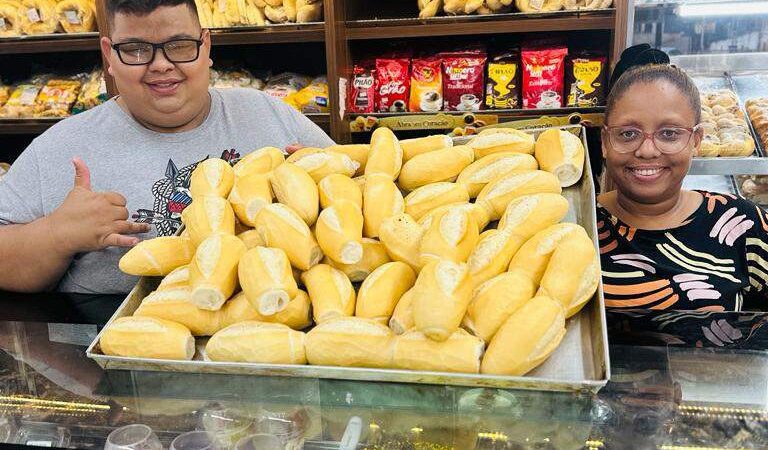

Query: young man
0;0;334;294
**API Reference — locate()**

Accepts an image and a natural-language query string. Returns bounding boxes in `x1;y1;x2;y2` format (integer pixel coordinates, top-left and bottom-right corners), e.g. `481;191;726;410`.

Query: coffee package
349;64;376;114
566;54;607;107
409;56;443;112
485;52;521;110
442;51;487;112
375;56;411;113
521;45;568;109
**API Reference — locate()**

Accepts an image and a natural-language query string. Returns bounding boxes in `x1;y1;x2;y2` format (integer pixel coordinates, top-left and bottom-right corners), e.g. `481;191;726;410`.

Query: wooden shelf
346;9;616;40
209;24;325;46
0;33;100;55
306;113;331;126
0;118;61;134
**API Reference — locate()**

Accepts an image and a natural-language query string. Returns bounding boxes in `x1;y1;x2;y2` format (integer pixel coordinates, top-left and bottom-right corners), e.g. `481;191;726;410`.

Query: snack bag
293;76;329;113
566;53;607;107
33;78;82;117
375;56;410;113
0;84;42;118
442;51;487;112
73;69;107;114
521;44;568;109
485;52;520;109
409;56;442;112
348;63;375;114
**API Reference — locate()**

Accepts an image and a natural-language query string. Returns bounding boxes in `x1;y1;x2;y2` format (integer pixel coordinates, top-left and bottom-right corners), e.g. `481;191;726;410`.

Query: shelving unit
0;33;100;55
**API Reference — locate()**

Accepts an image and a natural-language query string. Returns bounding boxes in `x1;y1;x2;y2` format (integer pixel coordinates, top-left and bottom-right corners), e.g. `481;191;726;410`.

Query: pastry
270;163;319;226
189;234;247;311
315;199;364;265
189;157;235;199
289;150;359;183
228;172;273;227
463;271;536;342
475;170;562;221
119;236;194;276
233;147;285;178
134;288;222;336
220;290;312;330
181;195;236;247
318;173;363;209
534;128;585;187
365;127;403;180
467;129;535;159
301;264;356;323
355;261;416;324
397;145;475;191
392;329;484;373
419;205;479;265
456;152;539;198
254;203;323;270
400;134;453;162
239;246;299;316
412;259;473;342
508;222;588;286
324;144;369;175
379;213;425;271
404;182;470;221
363;173;405;238
305;317;395;368
324;238;391;282
100;316;195;360
206;321;307;364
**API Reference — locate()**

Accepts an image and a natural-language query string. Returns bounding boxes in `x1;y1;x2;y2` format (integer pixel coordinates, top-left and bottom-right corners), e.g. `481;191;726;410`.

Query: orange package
409;56;442;112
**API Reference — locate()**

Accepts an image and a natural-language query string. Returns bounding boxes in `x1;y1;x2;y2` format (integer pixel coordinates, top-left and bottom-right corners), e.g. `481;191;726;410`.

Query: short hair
606;64;701;125
106;0;199;25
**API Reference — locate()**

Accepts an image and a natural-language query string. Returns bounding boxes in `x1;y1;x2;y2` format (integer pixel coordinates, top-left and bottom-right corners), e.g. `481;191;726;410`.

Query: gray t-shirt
0;88;335;294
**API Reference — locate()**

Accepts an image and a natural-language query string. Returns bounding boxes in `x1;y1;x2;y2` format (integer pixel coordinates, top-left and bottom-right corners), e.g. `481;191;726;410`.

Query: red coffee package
348;64;375;114
375;56;411;113
442;51;487;112
521;45;568;109
409;56;443;112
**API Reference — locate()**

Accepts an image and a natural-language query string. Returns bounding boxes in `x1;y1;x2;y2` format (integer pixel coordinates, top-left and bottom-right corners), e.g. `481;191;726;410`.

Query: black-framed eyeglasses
603;124;703;155
111;37;203;66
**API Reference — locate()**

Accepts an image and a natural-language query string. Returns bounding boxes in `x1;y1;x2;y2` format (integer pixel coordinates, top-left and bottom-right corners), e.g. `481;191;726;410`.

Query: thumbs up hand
48;158;151;254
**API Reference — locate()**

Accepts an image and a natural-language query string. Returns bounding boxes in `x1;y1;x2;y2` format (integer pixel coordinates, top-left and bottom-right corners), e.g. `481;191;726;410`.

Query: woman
598;56;768;312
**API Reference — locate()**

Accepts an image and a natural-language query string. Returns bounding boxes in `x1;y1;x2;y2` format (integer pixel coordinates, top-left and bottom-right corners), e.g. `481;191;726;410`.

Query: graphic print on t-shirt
132;149;240;236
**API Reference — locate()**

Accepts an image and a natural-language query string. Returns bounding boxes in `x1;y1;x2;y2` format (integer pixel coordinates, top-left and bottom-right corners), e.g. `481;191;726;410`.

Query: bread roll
363;173;405;238
355;262;416;324
315;200;364;265
481;296;565;376
190;158;235;198
324;238;391;282
534;128;585;187
189;234;247;311
497;193;570;237
397;145;474;191
119;236;194;276
318;174;363;209
285;147;325;164
156;265;189;291
404;182;470;221
182;195;236;247
254;203;323;271
389;288;415;335
206;321;306;364
379;213;424;271
417;202;490;232
412;259;473;342
515;0;563;13
270;163;319;226
419;206;479;265
301;264;356;323
239;246;299;316
467;129;535;159
228;173;273;227
237;229;267;249
365;127;403;180
508;223;586;286
290;150;359;183
464;272;536;342
456;152;539;198
475;170;562;221
305;317;394;368
100;316;195;360
233;146;285;177
134;288;222;336
537;230;599;318
467;228;523;288
401;135;454;161
392;329;484;373
220;290;312;330
325;144;369;175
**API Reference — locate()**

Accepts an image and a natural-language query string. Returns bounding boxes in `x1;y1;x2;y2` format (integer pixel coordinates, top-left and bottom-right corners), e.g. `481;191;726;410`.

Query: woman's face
602;80;702;205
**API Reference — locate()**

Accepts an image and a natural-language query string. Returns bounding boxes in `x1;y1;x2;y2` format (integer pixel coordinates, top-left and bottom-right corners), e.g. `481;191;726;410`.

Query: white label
338;77;347;120
64;10;81;25
48;323;98;347
0;18;6;30
27;8;41;23
20;86;38;105
530;0;545;9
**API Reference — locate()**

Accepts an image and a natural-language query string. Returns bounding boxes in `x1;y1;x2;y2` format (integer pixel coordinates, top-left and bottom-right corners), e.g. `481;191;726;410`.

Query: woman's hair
605;64;702;124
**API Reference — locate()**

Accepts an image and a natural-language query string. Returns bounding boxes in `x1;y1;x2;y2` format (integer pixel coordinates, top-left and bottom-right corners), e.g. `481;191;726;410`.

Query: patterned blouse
598;191;768;312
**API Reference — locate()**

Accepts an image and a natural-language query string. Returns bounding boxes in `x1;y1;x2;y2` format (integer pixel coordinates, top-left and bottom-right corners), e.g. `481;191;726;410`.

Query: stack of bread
745;97;768;151
105;126;599;378
418;0;612;18
0;0;96;37
195;0;322;28
699;89;756;157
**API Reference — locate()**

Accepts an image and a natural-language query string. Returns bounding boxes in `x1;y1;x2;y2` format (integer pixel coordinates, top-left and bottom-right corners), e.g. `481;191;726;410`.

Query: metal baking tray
729;73;768;155
87;125;609;394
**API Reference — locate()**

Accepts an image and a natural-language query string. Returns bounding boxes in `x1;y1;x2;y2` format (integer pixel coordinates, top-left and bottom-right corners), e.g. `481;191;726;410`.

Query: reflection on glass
233;433;284;450
199;403;253;450
104;424;162;450
169;431;215;450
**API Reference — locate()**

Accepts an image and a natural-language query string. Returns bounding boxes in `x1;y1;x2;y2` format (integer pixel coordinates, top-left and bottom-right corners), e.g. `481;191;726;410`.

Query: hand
46;158;151;255
285;144;305;155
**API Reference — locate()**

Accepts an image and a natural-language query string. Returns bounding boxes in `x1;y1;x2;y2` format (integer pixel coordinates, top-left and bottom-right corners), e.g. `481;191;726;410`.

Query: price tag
530;0;545;9
0;18;6;30
27;7;41;23
64;10;81;25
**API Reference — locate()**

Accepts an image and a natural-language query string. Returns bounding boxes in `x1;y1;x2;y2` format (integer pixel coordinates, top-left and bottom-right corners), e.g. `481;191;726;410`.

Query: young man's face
101;4;212;130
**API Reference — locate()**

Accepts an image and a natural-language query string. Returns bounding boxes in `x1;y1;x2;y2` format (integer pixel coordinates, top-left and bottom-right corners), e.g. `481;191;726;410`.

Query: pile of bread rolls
0;0;96;36
103;126;599;378
418;0;612;18
745;97;768;151
195;0;322;27
699;89;756;157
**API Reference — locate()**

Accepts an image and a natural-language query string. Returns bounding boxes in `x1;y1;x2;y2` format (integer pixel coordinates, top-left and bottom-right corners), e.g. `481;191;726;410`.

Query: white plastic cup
104;424;162;450
169;431;215;450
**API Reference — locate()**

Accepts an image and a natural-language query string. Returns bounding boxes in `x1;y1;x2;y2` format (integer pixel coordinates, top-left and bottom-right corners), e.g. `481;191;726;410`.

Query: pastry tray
87;125;610;394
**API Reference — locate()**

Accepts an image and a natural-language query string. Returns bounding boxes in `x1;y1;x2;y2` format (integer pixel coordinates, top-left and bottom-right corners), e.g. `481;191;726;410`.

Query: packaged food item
288;76;329;113
72;69;107;114
33;78;82;117
565;53;607;107
0;1;21;37
409;56;443;112
348;64;375;114
210;68;256;89
0;85;9;106
521;44;568;109
18;0;59;35
442;51;487;112
55;0;96;33
375;56;411;113
485;51;520;109
264;72;310;100
0;83;42;118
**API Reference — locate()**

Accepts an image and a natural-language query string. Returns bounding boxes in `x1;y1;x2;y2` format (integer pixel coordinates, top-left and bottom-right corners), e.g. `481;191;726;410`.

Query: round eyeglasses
603;124;702;155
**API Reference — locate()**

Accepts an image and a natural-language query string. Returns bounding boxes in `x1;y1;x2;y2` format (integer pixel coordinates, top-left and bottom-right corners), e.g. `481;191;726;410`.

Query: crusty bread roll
508;223;586;286
389;287;415;335
497;193;570;237
182;195;236;247
233;146;285;178
206;321;306;364
324;238;391;282
379;213;424;271
270;163;319;226
301;264;356;323
412;259;473;342
355;262;416;324
467;129;535;159
365;127;403;180
315;200;364;265
515;0;563;12
475;170;562;221
401;135;454;161
134;288;222;336
534;129;585;188
537;229;599;318
404;182;470;221
156;265;189;291
190;158;235;199
325;144;369;175
290;150;359;183
318;174;363;209
237;229;267;249
119;236;194;276
456;152;539;198
419;206;479;265
466;228;522;288
254;203;323;271
100;316;195;360
189;234;247;311
239;246;299;316
228;173;273;227
397;145;475;191
417;202;491;231
285;147;325;164
464;272;536;343
481;296;565;376
305;317;394;368
220;290;312;330
363;173;405;238
392;329;484;373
